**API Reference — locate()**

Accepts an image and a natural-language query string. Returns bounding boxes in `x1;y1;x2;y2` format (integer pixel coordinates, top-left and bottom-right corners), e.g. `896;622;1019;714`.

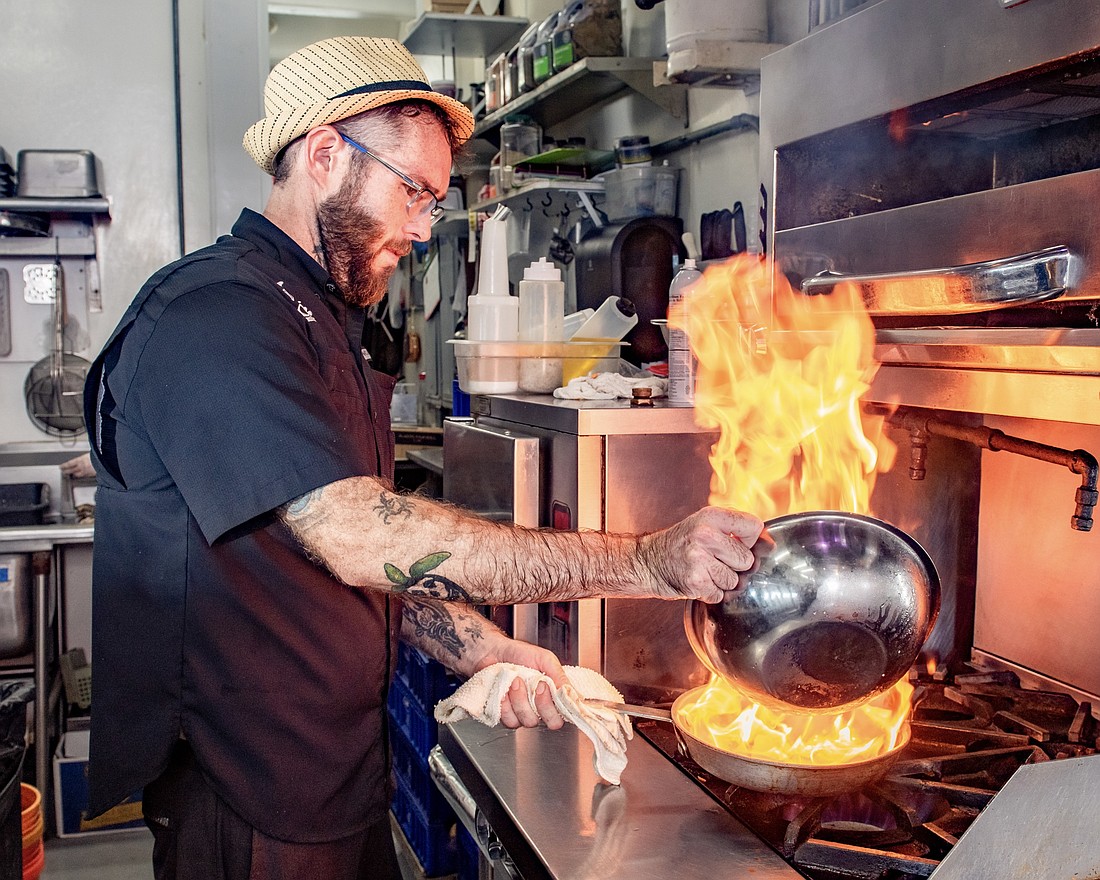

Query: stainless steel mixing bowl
685;511;940;712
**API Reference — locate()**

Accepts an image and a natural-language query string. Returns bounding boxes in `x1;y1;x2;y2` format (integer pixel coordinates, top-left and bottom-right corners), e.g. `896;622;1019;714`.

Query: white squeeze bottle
570;295;638;342
667;246;703;407
466;205;520;393
517;257;565;392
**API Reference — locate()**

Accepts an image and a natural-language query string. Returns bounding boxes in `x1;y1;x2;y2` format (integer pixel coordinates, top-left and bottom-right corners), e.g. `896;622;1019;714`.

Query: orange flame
668;253;895;519
668;253;909;765
675;676;913;765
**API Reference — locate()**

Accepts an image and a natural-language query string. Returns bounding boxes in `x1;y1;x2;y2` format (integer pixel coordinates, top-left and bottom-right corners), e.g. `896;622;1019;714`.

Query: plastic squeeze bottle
466;205;519;393
518;258;565;393
570;296;638;341
667;255;704;407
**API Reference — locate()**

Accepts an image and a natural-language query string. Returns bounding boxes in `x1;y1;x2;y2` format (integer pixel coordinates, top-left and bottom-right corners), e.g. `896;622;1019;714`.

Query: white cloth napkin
553;373;667;401
435;663;634;785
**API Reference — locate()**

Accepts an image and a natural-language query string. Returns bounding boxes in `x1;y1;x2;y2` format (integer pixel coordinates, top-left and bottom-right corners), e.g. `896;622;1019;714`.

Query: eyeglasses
339;133;444;225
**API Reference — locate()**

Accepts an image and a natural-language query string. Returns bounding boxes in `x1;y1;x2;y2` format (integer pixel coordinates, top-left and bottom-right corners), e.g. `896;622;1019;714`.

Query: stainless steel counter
472;394;715;436
0;523;94;551
437;719;803;880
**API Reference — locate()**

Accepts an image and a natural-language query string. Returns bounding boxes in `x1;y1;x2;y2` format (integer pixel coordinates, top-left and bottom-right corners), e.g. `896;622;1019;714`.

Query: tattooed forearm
281;488;323;523
374;491;413;524
383;552;478;602
278;475;653;604
402;598;488;662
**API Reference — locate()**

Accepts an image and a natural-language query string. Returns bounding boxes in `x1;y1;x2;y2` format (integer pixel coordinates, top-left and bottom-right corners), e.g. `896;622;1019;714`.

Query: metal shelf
401;12;529;59
471;178;606;226
0;197;110;215
658;38;786;89
0;236;97;257
474;56;687;144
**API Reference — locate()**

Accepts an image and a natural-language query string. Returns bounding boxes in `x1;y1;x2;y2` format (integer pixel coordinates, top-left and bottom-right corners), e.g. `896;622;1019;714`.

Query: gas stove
638;666;1099;880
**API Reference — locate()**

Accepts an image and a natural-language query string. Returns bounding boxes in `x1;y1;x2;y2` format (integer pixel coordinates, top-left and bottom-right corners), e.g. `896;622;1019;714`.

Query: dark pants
143;741;402;880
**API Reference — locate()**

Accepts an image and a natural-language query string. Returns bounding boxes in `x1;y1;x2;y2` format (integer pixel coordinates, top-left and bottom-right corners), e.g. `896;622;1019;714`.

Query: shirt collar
230;208;356;326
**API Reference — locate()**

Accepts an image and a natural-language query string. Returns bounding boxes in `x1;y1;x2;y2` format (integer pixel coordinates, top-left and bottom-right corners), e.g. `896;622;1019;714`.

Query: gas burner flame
676;676;913;766
668;253;911;765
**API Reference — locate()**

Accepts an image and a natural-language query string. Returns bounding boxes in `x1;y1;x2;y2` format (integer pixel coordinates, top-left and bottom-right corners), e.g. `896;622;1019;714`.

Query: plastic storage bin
600;165;679;221
391;772;457;877
450;340;626;394
0;485;49;527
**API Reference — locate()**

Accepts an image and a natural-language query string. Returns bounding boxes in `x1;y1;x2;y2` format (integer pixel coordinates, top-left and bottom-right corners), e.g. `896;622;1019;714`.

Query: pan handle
584;699;673;723
800;245;1077;314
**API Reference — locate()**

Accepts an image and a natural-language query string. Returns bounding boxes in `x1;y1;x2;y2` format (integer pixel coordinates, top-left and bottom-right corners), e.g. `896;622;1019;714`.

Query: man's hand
60;453;96;479
638;506;764;603
473;638;566;731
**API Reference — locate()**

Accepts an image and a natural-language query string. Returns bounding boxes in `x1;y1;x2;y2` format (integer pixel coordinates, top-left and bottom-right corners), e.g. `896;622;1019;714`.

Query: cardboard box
53;731;145;837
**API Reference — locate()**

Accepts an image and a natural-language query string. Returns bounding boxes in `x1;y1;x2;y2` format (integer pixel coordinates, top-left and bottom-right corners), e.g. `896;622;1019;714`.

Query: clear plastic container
600;164;679;221
562;308;595;339
551;0;584;73
518;258;565;392
449;340;625;394
532;11;561;84
500;117;541;191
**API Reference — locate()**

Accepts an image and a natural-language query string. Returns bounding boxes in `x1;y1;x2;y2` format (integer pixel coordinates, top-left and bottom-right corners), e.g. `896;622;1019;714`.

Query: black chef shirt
84;209;400;843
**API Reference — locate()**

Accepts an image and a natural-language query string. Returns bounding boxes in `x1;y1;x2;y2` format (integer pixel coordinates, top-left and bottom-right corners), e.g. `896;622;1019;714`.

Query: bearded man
82;37;762;880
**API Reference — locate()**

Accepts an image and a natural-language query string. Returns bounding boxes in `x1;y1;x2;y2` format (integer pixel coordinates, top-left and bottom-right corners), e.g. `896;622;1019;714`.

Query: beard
315;168;410;308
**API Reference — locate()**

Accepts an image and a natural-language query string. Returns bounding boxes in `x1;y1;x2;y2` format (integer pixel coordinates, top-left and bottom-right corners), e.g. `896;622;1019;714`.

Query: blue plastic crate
396;643;460;713
387;675;439;759
391;772;457;877
456;824;480;880
390;722;455;822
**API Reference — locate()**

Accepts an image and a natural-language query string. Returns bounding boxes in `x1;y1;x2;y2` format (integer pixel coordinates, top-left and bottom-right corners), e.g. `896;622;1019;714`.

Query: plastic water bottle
667;256;703;407
517;257;565;392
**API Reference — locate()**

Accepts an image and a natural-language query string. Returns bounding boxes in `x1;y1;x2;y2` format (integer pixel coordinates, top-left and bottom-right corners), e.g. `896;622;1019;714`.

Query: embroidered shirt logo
275;280;317;323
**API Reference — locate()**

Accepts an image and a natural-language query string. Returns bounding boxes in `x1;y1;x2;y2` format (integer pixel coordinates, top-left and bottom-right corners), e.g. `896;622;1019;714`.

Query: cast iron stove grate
639;667;1099;880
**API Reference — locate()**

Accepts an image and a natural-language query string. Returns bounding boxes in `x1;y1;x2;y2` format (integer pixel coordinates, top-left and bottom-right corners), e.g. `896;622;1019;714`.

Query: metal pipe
651;114;760;159
887;409;1098;531
31;551;50;800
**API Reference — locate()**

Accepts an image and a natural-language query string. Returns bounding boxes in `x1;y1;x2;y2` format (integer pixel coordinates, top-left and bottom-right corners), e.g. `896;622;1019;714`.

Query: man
83;36;762;880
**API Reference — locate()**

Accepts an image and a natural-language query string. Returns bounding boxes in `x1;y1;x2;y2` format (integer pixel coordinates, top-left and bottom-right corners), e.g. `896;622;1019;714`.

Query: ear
300;125;349;191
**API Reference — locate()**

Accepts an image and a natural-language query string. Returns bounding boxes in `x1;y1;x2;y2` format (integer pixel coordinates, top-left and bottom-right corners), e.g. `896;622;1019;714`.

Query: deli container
600;164;679;221
449;340;625;394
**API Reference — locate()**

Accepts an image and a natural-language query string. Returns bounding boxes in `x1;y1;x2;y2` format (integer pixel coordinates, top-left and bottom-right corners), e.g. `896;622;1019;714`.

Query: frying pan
23;243;90;436
590;696;909;796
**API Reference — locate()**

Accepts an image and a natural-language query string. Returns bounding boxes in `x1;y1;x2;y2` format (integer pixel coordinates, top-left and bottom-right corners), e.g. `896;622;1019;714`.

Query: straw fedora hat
243;37;475;175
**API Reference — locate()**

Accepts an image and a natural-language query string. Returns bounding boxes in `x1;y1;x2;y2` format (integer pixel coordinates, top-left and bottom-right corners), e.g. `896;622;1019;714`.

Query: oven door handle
800;245;1078;315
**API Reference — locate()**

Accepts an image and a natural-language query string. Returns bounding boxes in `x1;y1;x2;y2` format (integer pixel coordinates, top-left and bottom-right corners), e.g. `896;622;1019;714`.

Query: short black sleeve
131;281;376;543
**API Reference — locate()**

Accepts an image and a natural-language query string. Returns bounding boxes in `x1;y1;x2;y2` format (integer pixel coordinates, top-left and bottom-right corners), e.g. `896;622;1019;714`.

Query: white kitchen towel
553;373;667;401
435;663;634;785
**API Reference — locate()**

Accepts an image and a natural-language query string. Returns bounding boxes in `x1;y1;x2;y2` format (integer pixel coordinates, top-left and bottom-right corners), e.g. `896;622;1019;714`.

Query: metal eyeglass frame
339;132;444;225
